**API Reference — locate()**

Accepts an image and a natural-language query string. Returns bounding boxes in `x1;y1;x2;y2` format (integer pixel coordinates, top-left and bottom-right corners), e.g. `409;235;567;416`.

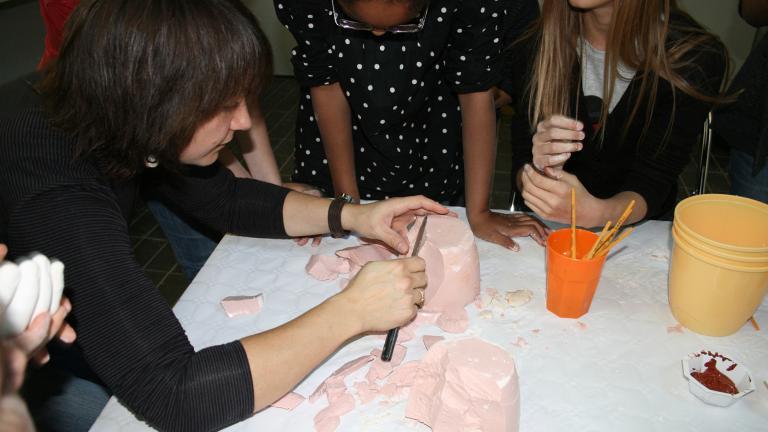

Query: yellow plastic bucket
669;227;768;336
674;194;768;253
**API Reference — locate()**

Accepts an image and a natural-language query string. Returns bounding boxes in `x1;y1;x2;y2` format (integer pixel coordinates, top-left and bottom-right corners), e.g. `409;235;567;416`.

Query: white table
92;210;768;431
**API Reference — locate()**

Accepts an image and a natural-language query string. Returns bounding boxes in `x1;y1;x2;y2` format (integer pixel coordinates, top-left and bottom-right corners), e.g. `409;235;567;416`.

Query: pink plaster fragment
306;255;350;281
532;329;541;334
314;392;355;432
354;381;380;405
413;311;441;325
386;361;420;387
422;335;445;350
405;338;520;432
309;355;373;403
379;382;398;398
576;321;588;330
271;392;305;410
436;308;469;333
666;323;684;334
367;344;407;382
336;244;396;276
220;294;263;318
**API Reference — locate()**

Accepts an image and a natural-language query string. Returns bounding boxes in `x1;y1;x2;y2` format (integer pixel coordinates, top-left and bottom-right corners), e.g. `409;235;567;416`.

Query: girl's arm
461;90;549;250
311;83;360;201
219;104;282;184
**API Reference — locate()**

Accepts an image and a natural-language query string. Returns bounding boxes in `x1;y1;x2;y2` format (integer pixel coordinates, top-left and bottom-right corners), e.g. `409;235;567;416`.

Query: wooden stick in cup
596;200;635;255
586;220;612;260
571;188;576;259
595;227;635;258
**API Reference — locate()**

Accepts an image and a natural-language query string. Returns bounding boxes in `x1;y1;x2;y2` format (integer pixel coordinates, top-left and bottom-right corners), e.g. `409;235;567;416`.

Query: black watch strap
328;193;352;238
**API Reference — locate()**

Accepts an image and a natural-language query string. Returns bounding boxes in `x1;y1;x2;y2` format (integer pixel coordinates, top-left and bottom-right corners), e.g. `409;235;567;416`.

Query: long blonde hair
527;0;728;145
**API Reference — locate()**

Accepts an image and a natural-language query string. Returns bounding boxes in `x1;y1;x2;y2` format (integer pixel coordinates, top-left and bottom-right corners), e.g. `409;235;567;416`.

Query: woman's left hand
520;163;602;226
468;210;550;251
345;196;452;255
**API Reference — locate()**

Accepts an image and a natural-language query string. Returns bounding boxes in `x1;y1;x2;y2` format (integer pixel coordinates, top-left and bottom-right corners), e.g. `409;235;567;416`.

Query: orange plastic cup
546;228;607;318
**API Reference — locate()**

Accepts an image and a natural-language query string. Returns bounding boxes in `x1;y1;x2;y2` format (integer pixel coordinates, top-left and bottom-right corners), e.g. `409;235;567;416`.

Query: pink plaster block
220;294;263;318
405;338;520;432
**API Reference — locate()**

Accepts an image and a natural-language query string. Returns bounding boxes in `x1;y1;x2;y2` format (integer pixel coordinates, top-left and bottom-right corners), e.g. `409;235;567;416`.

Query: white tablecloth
92;210;768;432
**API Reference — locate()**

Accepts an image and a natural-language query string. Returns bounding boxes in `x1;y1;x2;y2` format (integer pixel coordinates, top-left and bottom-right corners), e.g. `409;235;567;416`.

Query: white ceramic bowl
682;351;755;407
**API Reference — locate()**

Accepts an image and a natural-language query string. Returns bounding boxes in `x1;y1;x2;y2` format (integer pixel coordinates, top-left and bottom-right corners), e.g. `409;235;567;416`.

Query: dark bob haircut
39;0;272;178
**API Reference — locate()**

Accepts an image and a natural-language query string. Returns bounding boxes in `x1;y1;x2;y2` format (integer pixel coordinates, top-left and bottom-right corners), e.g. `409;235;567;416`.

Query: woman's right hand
532;115;585;178
336;257;426;333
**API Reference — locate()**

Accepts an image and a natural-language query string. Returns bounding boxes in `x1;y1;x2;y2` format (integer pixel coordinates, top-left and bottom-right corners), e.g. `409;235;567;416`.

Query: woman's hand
520;164;604;226
343;196;452;255
532;115;585;178
467;209;550;251
335;257;426;333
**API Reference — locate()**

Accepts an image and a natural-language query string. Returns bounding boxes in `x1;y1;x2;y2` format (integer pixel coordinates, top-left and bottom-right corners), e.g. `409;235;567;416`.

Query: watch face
339;193;354;203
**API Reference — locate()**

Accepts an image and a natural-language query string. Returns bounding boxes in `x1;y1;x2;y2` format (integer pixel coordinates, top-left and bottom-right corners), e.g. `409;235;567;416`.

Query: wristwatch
328;193;353;238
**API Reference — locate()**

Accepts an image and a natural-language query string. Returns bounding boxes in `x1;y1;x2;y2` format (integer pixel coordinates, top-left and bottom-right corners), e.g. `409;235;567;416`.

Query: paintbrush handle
381;328;399;361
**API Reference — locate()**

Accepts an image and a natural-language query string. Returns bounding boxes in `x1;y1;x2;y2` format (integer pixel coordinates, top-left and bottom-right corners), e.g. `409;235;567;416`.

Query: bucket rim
672;225;768;264
674;194;768;252
672;228;768;272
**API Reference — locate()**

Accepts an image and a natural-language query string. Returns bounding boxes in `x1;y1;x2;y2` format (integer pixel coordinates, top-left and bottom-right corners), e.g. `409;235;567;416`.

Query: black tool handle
381;327;399;361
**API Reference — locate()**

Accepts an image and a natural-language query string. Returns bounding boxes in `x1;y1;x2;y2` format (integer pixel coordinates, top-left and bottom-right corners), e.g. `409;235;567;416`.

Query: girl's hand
532;115;585;178
335;257;427;333
345;196;451;255
468;210;550;251
520;164;603;226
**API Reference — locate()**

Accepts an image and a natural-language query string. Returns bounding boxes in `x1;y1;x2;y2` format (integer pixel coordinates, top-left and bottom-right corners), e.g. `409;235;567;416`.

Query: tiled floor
132;76;731;305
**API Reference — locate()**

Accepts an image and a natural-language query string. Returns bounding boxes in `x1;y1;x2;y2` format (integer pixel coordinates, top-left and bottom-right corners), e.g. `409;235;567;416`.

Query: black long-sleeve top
0;79;290;431
503;14;726;218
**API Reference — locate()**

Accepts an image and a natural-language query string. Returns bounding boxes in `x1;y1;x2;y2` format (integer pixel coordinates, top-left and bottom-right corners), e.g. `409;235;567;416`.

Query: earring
144;155;159;168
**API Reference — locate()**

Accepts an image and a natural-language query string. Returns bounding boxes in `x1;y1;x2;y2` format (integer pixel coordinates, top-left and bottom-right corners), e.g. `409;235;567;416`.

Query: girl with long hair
506;0;728;226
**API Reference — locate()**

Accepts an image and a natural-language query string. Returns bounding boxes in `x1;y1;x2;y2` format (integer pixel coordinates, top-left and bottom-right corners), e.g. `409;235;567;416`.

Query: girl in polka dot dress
275;0;548;250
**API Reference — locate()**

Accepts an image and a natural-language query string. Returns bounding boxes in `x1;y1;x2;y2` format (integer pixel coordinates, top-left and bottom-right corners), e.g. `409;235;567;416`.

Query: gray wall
0;0;44;85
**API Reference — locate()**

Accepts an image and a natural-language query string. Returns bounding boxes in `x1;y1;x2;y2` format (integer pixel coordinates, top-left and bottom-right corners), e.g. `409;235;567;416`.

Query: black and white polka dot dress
275;0;504;201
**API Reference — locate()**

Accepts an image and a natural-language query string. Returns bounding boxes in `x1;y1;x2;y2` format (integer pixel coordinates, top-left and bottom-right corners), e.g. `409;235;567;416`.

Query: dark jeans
23;364;111;432
146;199;221;281
729;148;768;204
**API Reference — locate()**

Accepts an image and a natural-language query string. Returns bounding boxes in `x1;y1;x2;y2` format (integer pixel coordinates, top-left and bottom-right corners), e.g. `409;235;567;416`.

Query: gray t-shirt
580;39;636;113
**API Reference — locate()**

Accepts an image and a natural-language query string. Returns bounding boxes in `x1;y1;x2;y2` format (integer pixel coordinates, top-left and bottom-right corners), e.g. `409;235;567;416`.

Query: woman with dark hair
0;1;446;430
507;0;728;227
275;0;550;251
